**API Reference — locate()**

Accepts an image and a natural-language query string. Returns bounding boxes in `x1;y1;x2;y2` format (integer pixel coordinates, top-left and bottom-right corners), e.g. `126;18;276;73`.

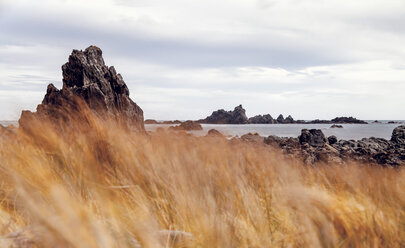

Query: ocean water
145;122;405;140
2;120;403;140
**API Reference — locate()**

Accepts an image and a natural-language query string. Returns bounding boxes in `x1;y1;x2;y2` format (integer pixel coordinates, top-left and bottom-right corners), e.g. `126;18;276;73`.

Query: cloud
0;0;404;120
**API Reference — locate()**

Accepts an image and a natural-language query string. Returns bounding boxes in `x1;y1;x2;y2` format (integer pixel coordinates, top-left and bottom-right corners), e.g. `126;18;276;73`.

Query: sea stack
19;46;144;131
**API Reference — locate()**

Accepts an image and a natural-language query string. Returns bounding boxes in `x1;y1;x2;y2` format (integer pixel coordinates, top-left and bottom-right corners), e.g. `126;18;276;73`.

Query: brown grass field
0;108;404;247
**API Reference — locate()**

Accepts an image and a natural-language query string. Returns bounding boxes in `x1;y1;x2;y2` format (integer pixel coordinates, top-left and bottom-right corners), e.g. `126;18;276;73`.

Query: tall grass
0;107;403;247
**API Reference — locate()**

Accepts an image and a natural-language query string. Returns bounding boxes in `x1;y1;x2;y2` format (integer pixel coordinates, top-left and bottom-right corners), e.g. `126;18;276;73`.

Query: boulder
327;135;337;145
299;129;326;147
330;124;343;128
391;125;405;144
19;46;144;131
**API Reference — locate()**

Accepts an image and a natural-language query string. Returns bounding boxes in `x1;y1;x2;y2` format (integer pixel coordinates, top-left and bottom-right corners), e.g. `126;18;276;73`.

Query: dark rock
206;129;224;137
199;105;248;124
284;115;294;123
331;117;367;124
306;119;332;124
373;120;381;123
327;135;337;145
330;124;343;128
19;46;144;131
248;114;275;124
260;126;404;166
299;129;326;147
145;119;159;124
162;120;182;124
388;121;398;124
391;125;405;144
276;114;284;123
169;121;203;131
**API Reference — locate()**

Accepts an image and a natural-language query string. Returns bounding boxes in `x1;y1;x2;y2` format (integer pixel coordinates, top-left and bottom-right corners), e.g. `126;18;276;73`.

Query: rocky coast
4;46;403;167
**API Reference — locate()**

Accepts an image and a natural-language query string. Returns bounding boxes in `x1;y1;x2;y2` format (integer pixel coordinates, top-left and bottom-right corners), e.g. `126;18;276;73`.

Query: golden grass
0;110;404;247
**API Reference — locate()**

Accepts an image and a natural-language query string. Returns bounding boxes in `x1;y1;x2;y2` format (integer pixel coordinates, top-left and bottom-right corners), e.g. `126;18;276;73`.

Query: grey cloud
0;10;351;70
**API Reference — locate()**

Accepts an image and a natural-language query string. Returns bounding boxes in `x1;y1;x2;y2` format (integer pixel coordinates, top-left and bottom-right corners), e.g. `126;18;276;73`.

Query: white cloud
0;0;404;120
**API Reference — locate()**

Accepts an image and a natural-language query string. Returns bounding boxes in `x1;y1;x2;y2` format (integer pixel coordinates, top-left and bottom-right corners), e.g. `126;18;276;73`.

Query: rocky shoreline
217;125;405;167
2;45;403;167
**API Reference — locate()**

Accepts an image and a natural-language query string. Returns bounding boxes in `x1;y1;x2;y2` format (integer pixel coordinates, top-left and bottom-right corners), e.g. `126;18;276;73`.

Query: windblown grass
0;109;403;247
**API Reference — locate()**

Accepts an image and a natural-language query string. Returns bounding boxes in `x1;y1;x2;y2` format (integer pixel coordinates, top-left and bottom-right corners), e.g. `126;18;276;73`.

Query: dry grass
0;109;404;247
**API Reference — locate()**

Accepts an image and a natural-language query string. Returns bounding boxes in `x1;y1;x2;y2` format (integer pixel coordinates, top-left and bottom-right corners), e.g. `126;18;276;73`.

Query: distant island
146;105;368;125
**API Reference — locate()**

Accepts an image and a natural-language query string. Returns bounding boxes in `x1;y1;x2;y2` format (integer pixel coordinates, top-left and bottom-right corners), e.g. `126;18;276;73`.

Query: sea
145;121;405;140
1;120;404;140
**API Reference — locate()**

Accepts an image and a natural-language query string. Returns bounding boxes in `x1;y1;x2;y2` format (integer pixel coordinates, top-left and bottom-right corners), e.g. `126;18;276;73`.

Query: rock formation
299;129;327;147
199;105;248;124
248;114;275;124
330;124;343;128
19;46;144;131
169;121;203;131
330;117;367;124
263;125;405;166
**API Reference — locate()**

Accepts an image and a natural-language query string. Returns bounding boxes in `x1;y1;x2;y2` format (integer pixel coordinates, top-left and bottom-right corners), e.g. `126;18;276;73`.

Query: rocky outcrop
19;46;144;131
331;117;367;124
253;125;405;166
330;124;343;128
248;114;275;124
276;114;284;123
199;105;248;124
169;121;203;131
391;125;405;143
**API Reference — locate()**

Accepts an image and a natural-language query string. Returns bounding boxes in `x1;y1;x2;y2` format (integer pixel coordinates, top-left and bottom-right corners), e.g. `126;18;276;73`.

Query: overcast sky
0;0;404;120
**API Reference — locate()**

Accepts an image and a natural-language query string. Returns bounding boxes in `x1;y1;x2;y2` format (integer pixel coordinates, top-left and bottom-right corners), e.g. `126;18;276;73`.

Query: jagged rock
330;124;343;128
391;125;405;144
248;114;275;124
299;129;326;147
169;121;202;131
331;117;367;124
327;135;338;145
276;114;284;123
199;105;248;124
284;115;294;123
19;46;144;131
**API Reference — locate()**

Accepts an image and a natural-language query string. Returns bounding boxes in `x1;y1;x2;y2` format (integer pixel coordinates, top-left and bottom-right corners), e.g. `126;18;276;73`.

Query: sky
0;0;404;120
